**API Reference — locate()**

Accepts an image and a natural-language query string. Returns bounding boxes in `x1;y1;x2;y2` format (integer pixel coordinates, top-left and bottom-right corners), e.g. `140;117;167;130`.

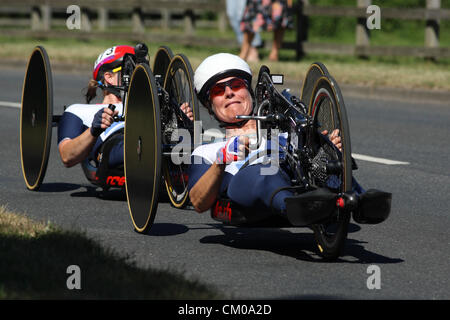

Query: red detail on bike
311;92;328;116
106;175;126;186
212;201;232;222
336;197;345;208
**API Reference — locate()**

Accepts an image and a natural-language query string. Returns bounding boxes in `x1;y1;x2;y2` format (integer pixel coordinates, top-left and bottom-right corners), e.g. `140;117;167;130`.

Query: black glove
90;108;105;137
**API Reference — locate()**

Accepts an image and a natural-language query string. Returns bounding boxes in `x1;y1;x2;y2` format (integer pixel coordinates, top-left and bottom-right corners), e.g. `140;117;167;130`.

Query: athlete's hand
90;107;119;137
180;102;194;121
216;136;250;164
321;129;342;152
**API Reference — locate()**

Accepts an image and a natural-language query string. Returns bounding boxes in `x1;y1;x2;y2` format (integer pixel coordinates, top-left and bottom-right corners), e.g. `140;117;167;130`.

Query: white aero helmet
194;53;252;105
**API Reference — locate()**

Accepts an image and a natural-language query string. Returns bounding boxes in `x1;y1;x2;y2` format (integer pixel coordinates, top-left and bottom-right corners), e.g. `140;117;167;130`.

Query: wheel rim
162;54;199;208
300;62;329;108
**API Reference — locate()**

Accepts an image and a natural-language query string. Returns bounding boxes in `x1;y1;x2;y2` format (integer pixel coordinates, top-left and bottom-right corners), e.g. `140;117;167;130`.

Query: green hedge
301;0;449;46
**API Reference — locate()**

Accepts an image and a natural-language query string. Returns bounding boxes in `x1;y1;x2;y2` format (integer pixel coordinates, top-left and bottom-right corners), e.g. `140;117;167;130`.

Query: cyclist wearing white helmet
194;53;255;130
188;53;348;214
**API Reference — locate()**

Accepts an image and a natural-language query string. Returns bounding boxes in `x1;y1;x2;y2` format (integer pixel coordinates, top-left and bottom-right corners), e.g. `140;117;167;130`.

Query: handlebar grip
107;104;123;122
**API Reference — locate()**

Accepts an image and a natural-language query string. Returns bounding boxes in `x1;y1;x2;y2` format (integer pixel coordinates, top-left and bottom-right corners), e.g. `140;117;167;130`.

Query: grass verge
0;205;223;299
1;33;449;92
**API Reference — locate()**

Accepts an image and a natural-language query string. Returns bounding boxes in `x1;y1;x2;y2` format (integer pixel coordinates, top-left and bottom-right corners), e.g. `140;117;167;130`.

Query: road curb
2;59;449;105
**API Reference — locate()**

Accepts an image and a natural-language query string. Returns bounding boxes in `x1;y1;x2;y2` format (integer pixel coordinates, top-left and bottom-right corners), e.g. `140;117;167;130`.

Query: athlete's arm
58;129;97;168
189;136;249;213
189;162;226;213
58;107;118;167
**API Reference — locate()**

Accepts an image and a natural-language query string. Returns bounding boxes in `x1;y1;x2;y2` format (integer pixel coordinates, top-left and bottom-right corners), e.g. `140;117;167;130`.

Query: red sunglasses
209;78;247;99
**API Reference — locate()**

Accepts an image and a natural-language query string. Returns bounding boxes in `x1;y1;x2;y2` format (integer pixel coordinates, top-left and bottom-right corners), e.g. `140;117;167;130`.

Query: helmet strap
97;80;123;101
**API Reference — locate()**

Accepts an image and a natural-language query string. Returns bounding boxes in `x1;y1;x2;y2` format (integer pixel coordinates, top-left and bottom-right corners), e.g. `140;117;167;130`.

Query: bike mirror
271;74;284;85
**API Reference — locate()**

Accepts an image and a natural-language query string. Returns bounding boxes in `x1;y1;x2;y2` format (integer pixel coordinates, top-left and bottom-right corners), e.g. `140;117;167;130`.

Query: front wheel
162;54;199;208
124;63;162;234
307;75;353;260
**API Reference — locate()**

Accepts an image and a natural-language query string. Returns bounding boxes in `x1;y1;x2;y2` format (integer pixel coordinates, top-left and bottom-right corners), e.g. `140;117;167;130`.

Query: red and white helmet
93;45;135;81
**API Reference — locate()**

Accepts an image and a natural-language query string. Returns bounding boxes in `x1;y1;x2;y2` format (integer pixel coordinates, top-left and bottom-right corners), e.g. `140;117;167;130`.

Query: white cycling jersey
191;132;287;176
57;103;124;155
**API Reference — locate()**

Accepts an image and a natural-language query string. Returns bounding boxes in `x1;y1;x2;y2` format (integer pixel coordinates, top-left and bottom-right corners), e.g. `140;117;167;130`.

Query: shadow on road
145;223;189;236
69;186;127;201
36;182;81;193
199;223;403;264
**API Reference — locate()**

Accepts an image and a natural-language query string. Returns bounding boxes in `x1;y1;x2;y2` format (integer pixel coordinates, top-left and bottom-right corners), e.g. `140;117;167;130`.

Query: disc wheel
307;76;353;260
300;62;329;109
152;46;174;80
162;54;199;208
20;46;53;191
124;63;162;233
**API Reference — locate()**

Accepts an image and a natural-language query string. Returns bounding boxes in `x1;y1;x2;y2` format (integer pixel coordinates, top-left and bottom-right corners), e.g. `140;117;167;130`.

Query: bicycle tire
300;62;330;108
124;63;162;233
153;46;174;80
307;75;353;260
162;54;199;208
20;46;53;191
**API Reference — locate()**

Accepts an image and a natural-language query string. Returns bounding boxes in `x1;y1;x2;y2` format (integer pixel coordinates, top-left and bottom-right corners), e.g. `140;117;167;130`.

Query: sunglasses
209;78;247;99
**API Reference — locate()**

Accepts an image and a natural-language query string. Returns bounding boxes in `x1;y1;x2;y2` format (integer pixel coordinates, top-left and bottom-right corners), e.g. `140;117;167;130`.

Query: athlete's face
210;77;253;124
103;71;120;86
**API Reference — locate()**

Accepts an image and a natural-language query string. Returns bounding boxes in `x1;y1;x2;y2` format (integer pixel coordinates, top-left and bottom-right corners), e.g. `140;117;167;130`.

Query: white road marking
0;101;21;108
352;153;410;165
0;100;410;166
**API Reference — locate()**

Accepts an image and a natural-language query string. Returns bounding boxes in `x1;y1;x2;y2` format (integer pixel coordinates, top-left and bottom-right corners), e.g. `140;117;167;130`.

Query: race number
95;47;116;66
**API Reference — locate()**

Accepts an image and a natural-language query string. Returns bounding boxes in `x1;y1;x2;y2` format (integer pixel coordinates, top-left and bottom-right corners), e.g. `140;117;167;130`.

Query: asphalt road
0;66;449;300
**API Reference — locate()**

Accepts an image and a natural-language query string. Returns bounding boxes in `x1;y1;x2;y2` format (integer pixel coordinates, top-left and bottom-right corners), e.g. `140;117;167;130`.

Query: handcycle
19;43;199;222
124;56;391;259
209;64;392;259
20;44;391;260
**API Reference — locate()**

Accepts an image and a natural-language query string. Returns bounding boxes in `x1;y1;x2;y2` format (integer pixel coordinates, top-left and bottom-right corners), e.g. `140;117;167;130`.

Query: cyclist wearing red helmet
57;45;192;183
57;45;133;173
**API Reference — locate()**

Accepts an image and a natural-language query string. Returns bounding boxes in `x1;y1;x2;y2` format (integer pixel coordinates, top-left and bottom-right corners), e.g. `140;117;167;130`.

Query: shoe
353;189;392;224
